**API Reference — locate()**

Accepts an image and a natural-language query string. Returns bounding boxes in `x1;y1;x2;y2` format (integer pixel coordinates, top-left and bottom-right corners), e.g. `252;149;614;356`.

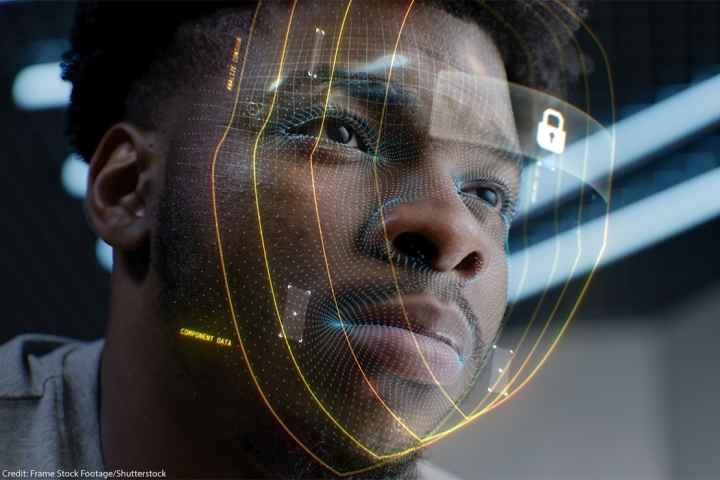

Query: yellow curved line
384;0;620;448
209;2;360;476
419;0;553;422
476;0;618;416
209;0;619;475
247;0;392;460
363;0;473;422
305;0;426;442
377;0;620;455
467;0;579;416
450;0;597;419
418;0;552;426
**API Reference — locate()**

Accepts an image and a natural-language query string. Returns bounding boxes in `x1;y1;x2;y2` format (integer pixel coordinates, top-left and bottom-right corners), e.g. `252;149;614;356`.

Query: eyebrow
321;69;519;151
299;65;418;107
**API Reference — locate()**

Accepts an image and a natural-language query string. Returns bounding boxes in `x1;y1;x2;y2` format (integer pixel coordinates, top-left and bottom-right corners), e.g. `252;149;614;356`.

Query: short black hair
61;0;589;162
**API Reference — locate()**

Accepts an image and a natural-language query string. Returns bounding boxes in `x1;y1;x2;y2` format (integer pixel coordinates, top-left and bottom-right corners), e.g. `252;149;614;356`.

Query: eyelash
276;105;379;157
457;176;517;225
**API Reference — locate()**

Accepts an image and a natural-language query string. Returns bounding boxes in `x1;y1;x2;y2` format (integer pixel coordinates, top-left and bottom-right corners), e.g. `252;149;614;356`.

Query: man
1;1;587;478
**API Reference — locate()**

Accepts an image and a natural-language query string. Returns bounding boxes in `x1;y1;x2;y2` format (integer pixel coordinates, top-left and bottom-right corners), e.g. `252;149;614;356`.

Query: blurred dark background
1;1;718;479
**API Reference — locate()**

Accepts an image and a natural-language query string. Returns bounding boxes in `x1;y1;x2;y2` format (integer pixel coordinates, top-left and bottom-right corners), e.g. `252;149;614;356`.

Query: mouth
327;290;473;386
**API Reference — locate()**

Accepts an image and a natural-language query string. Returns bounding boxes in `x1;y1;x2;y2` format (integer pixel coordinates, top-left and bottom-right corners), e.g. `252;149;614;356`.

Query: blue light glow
12;62;71;110
509;167;720;302
61;154;88;198
96;238;113;272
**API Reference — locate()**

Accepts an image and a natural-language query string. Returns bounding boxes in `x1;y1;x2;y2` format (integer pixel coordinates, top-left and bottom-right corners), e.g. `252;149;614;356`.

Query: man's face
156;0;520;469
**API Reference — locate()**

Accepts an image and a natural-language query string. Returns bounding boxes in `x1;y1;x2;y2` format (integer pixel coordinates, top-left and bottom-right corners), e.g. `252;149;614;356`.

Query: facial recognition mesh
168;0;613;475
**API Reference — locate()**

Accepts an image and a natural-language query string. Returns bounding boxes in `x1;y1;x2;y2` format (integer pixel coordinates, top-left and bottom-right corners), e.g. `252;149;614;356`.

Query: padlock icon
536;108;567;154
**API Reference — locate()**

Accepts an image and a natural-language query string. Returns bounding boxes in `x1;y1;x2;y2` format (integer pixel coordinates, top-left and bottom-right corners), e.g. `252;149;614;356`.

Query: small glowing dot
298;338;303;343
509;350;514;354
278;333;284;338
292;311;298;316
498;368;503;373
503;392;509;397
487;388;492;392
492;344;497;349
306;290;311;295
287;284;292;289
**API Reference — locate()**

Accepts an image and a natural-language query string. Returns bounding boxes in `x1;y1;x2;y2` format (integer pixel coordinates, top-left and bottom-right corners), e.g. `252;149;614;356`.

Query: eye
457;175;518;225
325;120;359;147
461;183;503;208
289;118;363;150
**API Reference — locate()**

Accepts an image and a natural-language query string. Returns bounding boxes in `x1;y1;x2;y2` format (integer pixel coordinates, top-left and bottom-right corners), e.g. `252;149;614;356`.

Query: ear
86;123;160;251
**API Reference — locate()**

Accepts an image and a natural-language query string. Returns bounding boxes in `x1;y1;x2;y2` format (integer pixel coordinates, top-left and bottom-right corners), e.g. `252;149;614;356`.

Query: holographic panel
167;0;615;475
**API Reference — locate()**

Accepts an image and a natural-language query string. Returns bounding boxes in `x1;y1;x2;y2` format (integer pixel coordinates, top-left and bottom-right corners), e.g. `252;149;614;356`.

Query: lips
361;294;469;355
332;292;472;386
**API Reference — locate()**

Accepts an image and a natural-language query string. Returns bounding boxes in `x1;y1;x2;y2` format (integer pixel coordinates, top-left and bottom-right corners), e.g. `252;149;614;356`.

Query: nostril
456;251;483;278
392;232;437;267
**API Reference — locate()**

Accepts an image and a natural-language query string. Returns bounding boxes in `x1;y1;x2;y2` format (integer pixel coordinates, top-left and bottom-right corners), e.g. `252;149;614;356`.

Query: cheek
216;153;373;281
259;159;373;253
466;243;508;345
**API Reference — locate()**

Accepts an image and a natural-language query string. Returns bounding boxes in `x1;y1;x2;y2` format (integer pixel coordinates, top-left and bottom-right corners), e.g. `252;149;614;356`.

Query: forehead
248;0;507;84
232;1;516;148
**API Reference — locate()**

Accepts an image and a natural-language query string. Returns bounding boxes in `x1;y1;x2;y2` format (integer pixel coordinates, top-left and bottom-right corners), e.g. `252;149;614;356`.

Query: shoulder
0;334;105;469
0;334;95;398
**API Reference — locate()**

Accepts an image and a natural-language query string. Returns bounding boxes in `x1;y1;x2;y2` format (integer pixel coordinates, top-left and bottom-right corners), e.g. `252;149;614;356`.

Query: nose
380;197;486;281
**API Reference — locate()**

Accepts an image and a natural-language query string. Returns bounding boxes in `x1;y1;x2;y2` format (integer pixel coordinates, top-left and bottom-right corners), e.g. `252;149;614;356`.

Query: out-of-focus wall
429;283;720;480
666;284;720;480
428;318;669;480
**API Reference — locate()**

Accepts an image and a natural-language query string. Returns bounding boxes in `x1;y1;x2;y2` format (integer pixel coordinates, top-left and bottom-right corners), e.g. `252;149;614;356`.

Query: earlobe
86;123;158;251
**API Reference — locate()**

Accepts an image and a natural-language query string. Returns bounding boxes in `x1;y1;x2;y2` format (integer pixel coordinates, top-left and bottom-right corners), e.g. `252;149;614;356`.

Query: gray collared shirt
0;334;105;470
0;334;461;479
